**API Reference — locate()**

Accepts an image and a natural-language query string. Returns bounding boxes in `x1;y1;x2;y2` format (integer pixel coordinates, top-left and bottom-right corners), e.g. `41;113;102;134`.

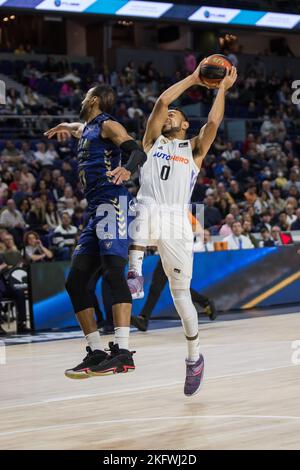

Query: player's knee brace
170;288;197;322
65;266;95;313
101;256;132;305
170;288;199;338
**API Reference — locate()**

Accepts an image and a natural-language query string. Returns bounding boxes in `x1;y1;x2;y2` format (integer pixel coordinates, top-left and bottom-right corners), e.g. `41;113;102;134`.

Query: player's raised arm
143;63;205;152
44;122;84;141
191;66;237;168
102;120;147;185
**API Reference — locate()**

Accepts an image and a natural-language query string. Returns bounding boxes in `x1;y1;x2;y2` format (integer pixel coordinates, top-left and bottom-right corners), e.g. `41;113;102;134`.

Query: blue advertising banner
30;245;300;331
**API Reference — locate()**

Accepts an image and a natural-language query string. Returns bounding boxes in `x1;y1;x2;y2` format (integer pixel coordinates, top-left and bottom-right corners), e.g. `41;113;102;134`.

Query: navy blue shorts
74;195;134;260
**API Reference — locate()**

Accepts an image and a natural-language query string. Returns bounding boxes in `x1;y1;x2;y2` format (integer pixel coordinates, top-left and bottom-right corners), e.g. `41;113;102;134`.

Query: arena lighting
9;15;15;19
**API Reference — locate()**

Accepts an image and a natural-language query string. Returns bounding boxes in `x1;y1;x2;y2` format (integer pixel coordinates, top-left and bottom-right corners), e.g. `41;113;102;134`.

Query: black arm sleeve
120;140;147;173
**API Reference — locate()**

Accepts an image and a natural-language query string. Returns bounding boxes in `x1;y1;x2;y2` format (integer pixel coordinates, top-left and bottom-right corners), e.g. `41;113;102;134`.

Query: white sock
114;326;130;350
186;336;200;363
129;249;144;276
86;331;102;351
171;288;200;362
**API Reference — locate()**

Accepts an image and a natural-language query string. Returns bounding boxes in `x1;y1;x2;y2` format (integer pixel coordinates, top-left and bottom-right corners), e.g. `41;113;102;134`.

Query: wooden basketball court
1;312;300;450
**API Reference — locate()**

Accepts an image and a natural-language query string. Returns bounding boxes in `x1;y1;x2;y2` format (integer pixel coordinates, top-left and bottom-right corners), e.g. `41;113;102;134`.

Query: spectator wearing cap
224;221;254;250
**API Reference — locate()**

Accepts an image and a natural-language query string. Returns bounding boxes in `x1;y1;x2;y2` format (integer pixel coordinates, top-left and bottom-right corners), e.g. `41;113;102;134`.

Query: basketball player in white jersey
109;63;237;396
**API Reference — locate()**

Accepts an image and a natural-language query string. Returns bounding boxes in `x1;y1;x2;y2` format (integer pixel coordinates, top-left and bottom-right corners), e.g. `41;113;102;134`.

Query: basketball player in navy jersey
45;85;146;379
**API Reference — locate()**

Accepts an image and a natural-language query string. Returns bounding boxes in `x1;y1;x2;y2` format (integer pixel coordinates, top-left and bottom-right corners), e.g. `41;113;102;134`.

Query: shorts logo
179;142;188;148
174;268;181;274
104;233;113;240
104;241;112;249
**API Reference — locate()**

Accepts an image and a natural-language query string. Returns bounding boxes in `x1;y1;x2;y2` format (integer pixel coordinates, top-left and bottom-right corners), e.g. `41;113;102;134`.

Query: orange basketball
199;54;233;89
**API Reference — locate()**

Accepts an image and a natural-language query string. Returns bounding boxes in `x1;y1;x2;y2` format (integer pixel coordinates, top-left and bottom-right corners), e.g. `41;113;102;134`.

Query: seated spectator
204;195;222;229
286;204;297;226
1;140;23;165
20;164;36;189
52;212;78;260
2;233;24;267
270;226;281;245
127;100;144;120
23;87;40;112
244;184;258;206
34;142;58;168
255;211;272;232
259;228;275;247
277;212;290;231
20;141;39;171
243;220;259;248
72;207;85;231
219;214;234;237
270;188;286;214
228;179;244;204
0;199;26;247
23;231;53;263
58;185;76;213
45;201;62;230
27;197;49;236
291;208;300;230
0;177;8;201
0;251;29;334
224;221;254;250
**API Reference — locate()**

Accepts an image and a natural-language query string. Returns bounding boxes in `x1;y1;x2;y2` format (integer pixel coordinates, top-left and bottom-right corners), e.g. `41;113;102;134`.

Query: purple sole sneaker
127;271;144;300
184;354;205;397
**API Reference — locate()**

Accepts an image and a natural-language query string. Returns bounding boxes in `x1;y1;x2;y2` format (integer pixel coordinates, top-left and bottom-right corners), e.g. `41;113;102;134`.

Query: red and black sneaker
87;342;136;376
65;346;108;380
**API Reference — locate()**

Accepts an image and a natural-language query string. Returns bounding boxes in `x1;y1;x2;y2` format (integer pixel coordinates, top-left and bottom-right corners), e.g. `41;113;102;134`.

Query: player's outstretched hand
44;124;71;141
107;166;131;185
219;66;237;91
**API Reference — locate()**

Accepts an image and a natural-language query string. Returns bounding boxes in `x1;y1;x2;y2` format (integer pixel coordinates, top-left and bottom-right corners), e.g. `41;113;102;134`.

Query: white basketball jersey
137;135;199;207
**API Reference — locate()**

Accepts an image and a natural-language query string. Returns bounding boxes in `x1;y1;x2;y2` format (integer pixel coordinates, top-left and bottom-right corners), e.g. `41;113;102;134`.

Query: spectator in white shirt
286;204;297;226
195;229;215;252
34;142;58;167
127;101;144;120
224;221;254;250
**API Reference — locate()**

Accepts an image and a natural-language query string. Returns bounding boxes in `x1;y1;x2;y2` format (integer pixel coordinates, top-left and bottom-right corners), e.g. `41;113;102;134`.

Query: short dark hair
91;84;116;113
172;107;189;123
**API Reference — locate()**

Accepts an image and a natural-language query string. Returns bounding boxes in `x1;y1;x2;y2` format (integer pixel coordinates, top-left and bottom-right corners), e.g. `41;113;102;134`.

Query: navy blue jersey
77;113;126;214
